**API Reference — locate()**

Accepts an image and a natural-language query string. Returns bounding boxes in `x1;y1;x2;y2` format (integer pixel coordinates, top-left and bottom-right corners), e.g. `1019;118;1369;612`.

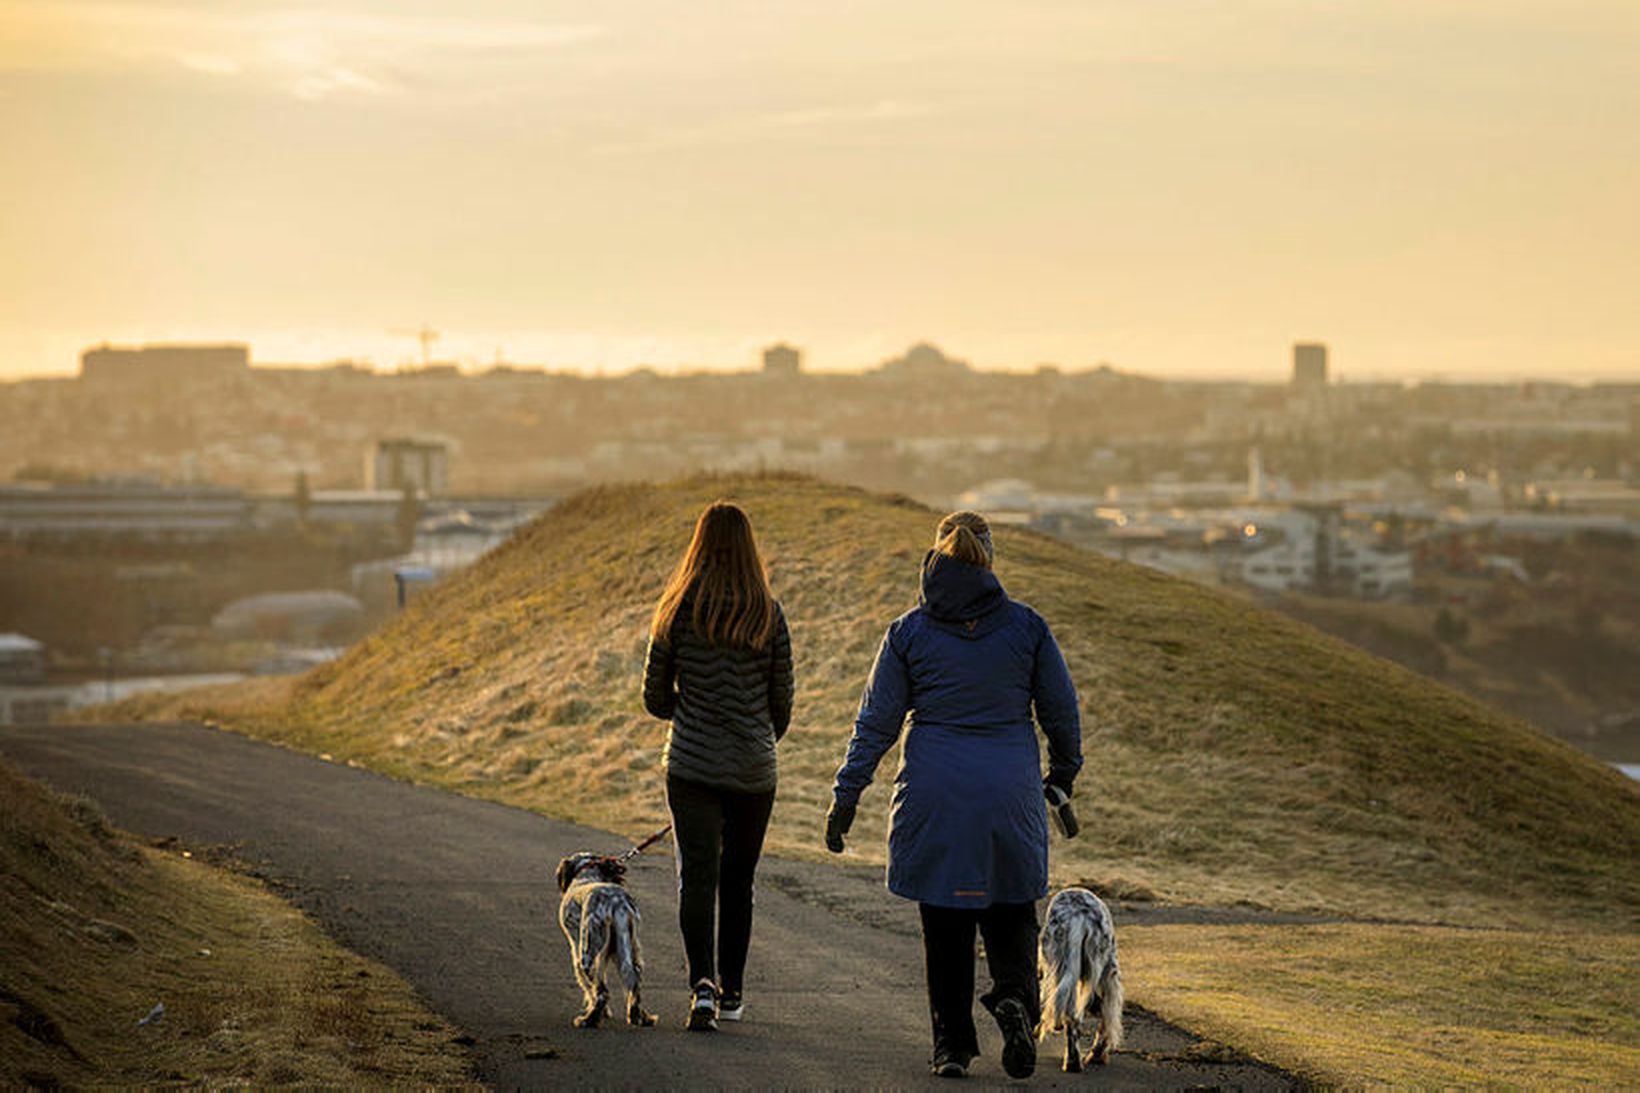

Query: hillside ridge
111;473;1639;929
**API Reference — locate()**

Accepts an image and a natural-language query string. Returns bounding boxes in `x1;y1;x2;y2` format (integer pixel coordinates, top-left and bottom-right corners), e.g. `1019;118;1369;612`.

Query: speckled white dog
554;852;656;1029
1037;887;1124;1071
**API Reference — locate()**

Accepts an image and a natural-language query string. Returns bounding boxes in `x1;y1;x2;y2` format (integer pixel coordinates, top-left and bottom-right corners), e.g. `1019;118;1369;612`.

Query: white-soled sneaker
686;980;718;1032
717;991;743;1022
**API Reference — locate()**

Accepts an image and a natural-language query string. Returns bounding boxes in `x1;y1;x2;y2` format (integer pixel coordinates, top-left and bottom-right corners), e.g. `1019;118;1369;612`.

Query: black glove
1044;778;1080;839
825;800;856;854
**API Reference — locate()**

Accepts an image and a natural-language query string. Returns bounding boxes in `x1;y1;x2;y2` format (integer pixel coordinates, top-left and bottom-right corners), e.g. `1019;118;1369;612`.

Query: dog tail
1037;912;1089;1038
1098;960;1124;1052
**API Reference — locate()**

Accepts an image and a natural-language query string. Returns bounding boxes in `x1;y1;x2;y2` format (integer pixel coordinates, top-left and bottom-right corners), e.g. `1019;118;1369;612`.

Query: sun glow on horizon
2;1;1637;383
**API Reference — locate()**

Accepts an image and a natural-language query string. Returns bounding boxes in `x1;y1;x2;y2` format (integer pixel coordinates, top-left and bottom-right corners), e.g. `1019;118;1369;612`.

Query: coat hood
919;550;1010;637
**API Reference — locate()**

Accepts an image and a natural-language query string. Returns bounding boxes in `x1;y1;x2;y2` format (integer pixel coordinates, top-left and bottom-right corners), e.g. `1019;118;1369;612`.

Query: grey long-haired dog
555;852;656;1028
1036;887;1124;1071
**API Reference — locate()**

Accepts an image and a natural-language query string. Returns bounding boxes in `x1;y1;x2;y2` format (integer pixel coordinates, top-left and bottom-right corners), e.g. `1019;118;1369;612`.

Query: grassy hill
110;474;1639;930
0;761;469;1086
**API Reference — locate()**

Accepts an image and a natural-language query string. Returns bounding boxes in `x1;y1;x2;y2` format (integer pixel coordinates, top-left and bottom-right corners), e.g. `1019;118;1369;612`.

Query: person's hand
1043;777;1079;839
825;800;856;853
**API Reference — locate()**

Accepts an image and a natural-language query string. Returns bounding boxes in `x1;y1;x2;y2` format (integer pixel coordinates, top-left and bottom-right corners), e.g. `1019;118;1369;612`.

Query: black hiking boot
930;1044;972;1078
993;997;1036;1079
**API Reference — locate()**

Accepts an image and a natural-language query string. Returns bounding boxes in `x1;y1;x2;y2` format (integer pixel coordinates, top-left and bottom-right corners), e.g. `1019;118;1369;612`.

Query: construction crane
388;324;440;369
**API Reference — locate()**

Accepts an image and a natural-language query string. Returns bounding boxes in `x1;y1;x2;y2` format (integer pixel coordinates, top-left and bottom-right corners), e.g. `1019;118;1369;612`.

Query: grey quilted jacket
643;595;794;793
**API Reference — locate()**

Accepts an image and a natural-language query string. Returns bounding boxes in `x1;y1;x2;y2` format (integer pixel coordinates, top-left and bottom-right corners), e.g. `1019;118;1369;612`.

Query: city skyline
6;331;1637;386
3;1;1638;383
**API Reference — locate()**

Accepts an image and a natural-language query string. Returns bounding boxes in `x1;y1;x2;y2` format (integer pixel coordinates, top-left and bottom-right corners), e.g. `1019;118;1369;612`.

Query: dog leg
1063;1014;1082;1073
570;959;606;1029
627;992;656;1027
575;984;610;1028
623;948;656;1028
1083;999;1109;1067
1087;966;1122;1065
623;953;655;1028
573;915;614;1028
615;913;655;1026
1087;1029;1111;1066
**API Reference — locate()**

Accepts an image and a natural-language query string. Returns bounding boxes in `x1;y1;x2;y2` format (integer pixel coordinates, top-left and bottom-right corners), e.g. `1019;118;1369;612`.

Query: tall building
80;343;250;385
1291;342;1328;390
761;343;803;376
1247;446;1265;501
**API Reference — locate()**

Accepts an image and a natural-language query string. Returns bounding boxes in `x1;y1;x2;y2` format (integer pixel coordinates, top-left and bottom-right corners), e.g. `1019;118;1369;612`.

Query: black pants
919;901;1040;1058
665;773;775;993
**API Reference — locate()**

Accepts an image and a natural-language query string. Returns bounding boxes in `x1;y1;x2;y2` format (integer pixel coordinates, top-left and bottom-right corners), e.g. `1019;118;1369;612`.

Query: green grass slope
114;474;1638;929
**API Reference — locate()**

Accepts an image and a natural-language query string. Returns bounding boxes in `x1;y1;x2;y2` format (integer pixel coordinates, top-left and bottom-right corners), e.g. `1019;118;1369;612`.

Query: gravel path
3;722;1302;1090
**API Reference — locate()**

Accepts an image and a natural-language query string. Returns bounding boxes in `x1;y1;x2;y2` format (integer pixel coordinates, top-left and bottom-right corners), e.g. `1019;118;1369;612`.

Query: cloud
290;66;386;102
597;99;935;155
175;53;242;78
0;2;605;100
755;100;931;131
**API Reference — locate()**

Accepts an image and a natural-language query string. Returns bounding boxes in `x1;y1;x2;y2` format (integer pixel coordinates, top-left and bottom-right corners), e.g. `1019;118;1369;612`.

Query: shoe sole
932;1062;967;1078
995;1000;1036;1079
718;1007;743;1022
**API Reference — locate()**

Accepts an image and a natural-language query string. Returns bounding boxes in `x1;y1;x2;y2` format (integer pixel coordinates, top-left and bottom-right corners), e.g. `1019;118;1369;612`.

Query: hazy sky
2;0;1637;381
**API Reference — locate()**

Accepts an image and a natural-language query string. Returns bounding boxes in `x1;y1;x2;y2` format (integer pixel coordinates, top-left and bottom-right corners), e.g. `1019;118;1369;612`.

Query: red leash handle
618;822;673;862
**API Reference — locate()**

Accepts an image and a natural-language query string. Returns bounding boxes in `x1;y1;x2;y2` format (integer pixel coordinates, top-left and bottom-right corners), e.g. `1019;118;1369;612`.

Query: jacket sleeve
768;605;794;741
831;622;912;808
1031;616;1083;790
642;630;677;720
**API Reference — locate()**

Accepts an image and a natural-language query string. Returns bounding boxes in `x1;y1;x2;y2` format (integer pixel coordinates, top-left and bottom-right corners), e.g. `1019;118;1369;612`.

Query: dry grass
1121;922;1640;1086
0;761;472;1087
96;473;1640;930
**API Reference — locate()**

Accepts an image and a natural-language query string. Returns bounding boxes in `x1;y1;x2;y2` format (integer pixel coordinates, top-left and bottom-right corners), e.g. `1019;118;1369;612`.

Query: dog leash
616;822;673;863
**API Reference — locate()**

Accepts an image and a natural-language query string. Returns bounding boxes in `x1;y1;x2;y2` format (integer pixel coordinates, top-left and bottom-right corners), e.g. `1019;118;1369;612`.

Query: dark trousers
919;901;1040;1058
665;773;775;993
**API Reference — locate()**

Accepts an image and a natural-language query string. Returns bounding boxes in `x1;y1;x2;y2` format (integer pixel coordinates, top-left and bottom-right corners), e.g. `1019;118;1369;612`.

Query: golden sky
1;0;1636;380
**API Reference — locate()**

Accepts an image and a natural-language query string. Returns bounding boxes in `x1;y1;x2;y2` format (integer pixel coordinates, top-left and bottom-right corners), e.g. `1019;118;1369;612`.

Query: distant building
0;482;252;543
211;591;363;643
80;343;250;385
0;634;46;684
1237;506;1412;598
1522;478;1640;516
292;489;410;528
1248;447;1266;502
1291;343;1328;391
875;342;971;378
761;343;803;376
369;437;449;496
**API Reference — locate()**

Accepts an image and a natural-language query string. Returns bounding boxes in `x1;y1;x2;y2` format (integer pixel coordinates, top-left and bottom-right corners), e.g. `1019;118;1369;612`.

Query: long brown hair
933;510;993;568
650;501;777;649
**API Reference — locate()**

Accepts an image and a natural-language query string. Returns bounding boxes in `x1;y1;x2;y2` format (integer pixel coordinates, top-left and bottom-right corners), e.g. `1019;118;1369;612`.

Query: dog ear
555;857;575;892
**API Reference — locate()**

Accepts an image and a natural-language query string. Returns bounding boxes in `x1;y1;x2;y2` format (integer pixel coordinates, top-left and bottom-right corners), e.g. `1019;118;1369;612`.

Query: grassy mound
1123;922;1640;1085
0;761;470;1086
110;474;1638;929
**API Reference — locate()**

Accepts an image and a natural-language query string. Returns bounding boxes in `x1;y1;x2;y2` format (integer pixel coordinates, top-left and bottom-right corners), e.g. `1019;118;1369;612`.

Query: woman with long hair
826;511;1082;1079
643;500;794;1032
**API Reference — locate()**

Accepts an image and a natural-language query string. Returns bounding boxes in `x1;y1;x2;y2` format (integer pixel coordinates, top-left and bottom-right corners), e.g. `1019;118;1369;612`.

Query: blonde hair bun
934;511;994;567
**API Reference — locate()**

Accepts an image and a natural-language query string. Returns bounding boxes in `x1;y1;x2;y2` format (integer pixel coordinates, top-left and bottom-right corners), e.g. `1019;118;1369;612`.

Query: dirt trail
2;722;1301;1089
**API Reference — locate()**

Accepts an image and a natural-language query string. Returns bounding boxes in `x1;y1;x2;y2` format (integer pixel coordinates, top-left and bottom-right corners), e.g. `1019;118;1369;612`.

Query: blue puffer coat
831;551;1083;909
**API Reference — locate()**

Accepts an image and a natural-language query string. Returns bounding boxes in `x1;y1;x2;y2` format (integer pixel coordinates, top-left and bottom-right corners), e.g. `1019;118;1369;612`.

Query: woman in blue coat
826;510;1082;1080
